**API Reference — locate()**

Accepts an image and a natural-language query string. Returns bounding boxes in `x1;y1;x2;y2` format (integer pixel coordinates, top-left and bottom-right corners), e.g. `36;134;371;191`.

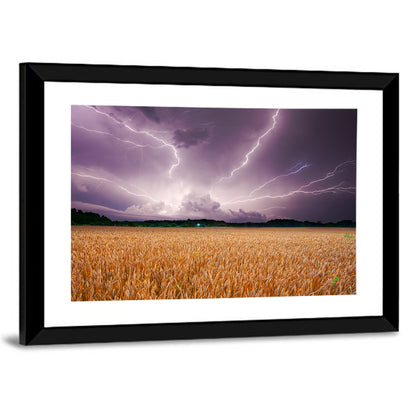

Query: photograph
71;105;357;301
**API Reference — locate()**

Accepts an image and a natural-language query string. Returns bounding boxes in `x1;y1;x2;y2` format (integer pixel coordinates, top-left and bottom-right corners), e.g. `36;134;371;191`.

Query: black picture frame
19;63;399;345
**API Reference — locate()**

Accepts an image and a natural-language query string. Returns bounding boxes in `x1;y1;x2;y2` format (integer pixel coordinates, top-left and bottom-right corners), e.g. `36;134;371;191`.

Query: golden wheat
71;226;356;301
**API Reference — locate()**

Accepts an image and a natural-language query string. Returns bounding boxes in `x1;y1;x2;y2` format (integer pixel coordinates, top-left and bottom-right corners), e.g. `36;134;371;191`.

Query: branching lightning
215;109;281;184
249;162;310;196
84;106;180;177
72;172;158;202
72;123;165;150
218;162;310;205
222;184;355;206
221;160;356;206
297;160;355;192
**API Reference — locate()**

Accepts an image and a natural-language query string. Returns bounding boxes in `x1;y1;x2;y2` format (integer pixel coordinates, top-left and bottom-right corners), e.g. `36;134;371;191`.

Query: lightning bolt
84;106;180;177
72;172;158;202
215;109;280;184
249;162;310;196
221;160;356;206
72;123;165;150
297;160;355;192
222;184;355;206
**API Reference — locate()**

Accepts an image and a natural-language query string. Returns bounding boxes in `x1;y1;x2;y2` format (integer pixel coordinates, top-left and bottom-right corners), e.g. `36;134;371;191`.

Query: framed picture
20;63;399;345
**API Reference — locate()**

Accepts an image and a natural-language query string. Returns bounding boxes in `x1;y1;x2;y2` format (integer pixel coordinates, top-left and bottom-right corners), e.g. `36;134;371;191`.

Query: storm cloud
140;107;160;123
71;106;356;222
172;127;210;148
228;209;267;223
180;193;221;216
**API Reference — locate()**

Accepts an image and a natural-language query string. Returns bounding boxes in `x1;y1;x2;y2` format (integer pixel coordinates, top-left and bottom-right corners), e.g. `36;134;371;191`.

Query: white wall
0;1;413;415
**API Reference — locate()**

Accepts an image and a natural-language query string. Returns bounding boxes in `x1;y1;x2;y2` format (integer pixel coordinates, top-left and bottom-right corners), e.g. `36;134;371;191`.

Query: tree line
71;209;356;228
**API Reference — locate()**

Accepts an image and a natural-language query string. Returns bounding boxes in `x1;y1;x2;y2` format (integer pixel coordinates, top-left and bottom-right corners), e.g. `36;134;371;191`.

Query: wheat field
71;226;356;301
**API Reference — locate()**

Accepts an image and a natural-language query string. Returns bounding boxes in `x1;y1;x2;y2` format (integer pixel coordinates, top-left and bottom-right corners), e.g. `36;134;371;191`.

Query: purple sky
71;105;356;223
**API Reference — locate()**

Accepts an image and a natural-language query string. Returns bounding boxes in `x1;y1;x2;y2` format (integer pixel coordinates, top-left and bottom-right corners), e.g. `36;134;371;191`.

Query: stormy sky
71;105;356;223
